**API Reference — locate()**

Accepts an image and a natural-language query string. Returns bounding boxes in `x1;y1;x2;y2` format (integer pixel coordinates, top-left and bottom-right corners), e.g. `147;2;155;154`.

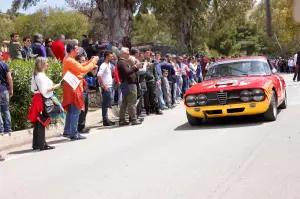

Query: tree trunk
179;0;193;54
97;0;134;42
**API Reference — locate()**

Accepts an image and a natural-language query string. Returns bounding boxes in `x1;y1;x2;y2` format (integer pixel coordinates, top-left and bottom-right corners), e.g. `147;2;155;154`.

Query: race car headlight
252;89;265;101
185;95;197;107
240;90;252;102
197;94;207;106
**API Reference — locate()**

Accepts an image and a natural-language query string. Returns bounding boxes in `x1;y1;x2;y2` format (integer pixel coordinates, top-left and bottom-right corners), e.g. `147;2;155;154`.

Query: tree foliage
132;14;176;45
10;0;300;57
0;13;14;42
13;8;91;39
12;0;138;42
250;0;300;57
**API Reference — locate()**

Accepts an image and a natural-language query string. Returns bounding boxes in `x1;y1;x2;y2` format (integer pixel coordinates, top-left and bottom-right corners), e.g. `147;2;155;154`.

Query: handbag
34;75;61;117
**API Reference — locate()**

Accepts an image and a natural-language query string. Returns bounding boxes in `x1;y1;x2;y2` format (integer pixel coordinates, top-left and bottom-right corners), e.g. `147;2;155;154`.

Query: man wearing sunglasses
21;36;34;60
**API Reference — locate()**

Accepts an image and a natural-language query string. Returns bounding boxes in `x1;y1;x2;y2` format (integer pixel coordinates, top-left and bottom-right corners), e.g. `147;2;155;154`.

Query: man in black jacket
118;47;143;125
143;49;163;115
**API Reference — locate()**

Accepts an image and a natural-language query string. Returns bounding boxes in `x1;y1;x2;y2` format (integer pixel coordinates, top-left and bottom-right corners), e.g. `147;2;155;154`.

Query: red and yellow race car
184;56;287;125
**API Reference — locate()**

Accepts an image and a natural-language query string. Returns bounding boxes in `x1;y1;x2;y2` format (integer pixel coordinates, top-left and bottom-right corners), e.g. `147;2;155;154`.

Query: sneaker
78;128;90;134
108;120;116;125
70;134;86;141
138;114;147;118
161;106;169;110
131;120;142;125
119;120;130;126
62;133;71;138
155;109;163;115
103;120;112;126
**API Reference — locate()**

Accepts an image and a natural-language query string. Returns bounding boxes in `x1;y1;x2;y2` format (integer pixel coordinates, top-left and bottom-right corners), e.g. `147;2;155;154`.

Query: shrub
7;58;62;131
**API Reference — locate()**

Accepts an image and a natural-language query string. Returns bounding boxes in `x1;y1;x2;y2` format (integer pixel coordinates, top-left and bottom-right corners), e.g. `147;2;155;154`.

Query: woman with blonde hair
28;57;63;151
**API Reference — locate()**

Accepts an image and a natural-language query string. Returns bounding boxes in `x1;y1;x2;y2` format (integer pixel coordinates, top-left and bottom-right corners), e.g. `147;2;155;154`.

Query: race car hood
186;76;272;95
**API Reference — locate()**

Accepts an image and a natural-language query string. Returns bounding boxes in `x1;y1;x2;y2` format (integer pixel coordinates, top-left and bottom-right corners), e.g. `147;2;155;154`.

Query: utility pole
266;0;272;37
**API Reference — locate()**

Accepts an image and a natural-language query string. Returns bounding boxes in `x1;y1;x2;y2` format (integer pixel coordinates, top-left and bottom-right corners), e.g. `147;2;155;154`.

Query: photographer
118;47;143;126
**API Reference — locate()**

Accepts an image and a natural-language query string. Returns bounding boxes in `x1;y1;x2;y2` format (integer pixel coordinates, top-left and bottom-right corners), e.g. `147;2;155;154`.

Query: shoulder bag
34;75;61;117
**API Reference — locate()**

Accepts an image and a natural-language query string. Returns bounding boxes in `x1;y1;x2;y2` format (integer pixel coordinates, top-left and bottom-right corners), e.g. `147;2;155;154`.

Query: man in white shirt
288;58;294;73
97;51;115;126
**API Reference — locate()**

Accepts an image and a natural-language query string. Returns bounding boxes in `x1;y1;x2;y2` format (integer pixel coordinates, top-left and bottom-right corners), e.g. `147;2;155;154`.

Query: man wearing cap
117;47;143;125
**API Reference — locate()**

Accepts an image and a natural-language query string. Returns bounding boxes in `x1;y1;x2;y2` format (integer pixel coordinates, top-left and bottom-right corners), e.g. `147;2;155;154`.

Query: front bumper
185;99;270;118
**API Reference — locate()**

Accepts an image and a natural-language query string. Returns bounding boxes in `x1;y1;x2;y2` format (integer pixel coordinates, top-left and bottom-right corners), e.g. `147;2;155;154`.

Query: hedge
7;58;62;131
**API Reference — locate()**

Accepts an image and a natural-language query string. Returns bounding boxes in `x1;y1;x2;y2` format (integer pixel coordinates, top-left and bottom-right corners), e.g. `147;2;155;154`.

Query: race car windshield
205;61;271;80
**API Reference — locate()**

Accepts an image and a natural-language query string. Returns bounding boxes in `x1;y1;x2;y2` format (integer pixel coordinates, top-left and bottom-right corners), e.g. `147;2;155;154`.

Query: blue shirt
160;61;175;81
0;62;10;92
154;60;162;79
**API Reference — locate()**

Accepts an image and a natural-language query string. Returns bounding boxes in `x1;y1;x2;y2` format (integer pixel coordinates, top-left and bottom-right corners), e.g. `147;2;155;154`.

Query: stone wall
88;90;102;108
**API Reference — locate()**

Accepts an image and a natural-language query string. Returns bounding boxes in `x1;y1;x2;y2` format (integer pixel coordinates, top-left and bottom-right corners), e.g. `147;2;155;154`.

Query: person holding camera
62;43;99;140
117;47;143;126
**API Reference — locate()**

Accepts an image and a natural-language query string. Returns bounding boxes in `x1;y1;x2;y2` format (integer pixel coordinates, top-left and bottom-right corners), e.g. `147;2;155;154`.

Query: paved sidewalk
0;108;115;151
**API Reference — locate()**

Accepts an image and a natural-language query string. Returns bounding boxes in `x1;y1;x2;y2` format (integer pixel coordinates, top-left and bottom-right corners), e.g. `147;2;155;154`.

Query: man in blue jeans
97;51;115;126
0;53;13;136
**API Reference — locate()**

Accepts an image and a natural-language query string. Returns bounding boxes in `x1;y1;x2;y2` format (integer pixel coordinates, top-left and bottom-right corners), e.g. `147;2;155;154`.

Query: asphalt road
1;73;300;199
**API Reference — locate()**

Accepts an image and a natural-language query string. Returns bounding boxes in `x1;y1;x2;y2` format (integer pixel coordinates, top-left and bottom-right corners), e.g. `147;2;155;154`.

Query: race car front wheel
278;90;287;109
263;91;277;121
186;112;203;126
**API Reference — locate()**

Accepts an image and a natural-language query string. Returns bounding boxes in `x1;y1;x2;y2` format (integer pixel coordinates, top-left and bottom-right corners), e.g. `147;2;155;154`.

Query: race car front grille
216;92;227;105
204;90;255;106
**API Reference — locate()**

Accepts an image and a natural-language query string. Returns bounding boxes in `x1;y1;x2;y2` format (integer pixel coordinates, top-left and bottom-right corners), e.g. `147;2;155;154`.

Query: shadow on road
174;115;266;131
47;138;69;145
8;148;38;155
8;138;68;155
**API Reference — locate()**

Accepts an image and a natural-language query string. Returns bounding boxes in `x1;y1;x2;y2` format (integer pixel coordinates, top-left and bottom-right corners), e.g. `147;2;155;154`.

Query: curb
0;109;103;151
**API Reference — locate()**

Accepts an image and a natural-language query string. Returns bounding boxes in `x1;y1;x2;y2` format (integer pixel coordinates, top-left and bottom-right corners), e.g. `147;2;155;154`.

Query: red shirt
52;40;65;62
114;66;120;84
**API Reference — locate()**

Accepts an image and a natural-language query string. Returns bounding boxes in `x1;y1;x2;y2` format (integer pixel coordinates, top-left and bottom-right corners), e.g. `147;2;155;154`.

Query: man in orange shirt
62;43;99;140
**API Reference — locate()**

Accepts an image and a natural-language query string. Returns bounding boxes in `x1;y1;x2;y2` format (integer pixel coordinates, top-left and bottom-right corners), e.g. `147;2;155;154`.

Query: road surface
1;74;300;199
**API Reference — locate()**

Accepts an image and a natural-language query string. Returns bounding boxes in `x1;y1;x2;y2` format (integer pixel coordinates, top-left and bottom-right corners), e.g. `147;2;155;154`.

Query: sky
1;0;69;14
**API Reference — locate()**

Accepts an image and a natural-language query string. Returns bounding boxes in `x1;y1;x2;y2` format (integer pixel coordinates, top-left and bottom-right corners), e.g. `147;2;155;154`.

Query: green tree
250;0;300;57
0;13;14;42
13;8;91;39
12;0;141;42
131;13;176;46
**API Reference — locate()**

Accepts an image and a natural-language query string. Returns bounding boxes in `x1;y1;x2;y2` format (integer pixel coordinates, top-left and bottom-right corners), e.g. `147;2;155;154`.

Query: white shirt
288;59;294;67
31;72;54;98
97;62;113;88
294;54;298;66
